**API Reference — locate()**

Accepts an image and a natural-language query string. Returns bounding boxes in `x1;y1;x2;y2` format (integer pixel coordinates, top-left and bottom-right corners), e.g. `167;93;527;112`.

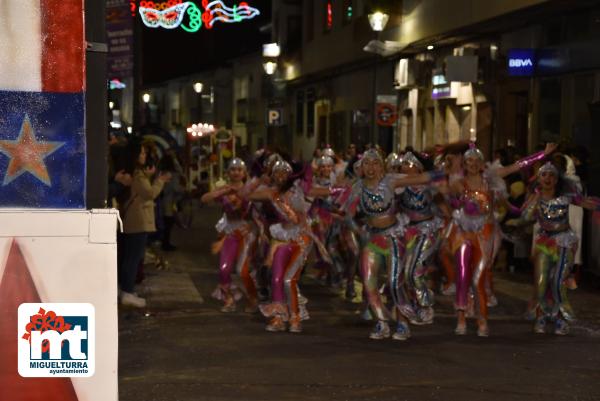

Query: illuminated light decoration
138;0;259;31
187;122;215;137
181;2;203;32
203;1;260;29
109;79;126;90
326;1;333;29
139;2;191;29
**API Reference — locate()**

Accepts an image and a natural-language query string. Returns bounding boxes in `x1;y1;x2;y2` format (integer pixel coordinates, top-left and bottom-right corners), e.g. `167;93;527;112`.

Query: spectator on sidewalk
117;140;171;308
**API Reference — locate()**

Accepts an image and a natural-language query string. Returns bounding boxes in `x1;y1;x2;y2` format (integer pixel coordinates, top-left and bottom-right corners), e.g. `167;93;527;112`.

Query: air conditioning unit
394;58;417;89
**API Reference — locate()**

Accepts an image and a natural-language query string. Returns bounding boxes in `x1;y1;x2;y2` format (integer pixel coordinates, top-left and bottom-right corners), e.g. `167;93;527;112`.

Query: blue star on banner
0;91;86;208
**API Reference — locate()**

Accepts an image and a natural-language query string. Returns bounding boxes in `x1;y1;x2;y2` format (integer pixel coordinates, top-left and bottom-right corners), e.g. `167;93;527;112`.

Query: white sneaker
121;291;147;308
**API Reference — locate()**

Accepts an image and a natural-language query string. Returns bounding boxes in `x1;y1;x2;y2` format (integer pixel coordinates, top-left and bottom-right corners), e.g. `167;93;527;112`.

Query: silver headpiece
464;143;484;161
386;153;401;169
228;157;246;170
271;160;292;175
264;153;283;168
400;151;424;170
322;147;335;158
362;149;383;163
538;161;558;176
317;155;334;167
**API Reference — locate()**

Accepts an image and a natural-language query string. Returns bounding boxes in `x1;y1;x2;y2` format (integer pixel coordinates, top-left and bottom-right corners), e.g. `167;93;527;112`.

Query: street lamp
366;11;389;147
368;11;389;32
142;93;150;103
193;82;203;93
263;61;277;75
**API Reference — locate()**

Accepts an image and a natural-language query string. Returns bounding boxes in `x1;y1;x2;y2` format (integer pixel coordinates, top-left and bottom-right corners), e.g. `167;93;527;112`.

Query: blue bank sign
508;49;536;76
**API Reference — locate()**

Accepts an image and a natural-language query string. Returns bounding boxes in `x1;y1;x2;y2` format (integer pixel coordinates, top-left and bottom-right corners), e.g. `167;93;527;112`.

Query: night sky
141;0;272;84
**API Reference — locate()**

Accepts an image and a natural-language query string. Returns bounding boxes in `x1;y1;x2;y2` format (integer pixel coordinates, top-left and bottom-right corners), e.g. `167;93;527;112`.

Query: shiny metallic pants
403;228;437;309
218;231;257;302
360;233;405;321
270;235;312;317
533;237;575;321
453;224;494;319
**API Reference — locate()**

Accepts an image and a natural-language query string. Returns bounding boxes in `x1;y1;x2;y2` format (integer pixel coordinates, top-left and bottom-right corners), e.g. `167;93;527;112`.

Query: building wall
396;0;549;45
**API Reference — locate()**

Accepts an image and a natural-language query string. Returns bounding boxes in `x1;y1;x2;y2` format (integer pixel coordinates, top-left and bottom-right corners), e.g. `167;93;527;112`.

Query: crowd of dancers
200;141;600;339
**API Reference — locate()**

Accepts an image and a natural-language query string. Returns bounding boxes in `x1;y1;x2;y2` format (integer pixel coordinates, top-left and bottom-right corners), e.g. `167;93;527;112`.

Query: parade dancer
397;152;444;325
201;158;258;313
245;152;285;300
447;143;557;337
436;143;470;296
248;160;330;333
308;155;339;286
507;161;600;335
345;149;443;340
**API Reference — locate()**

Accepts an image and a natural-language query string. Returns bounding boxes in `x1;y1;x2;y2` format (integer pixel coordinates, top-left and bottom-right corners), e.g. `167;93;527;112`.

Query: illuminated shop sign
507;49;536;76
431;86;451;99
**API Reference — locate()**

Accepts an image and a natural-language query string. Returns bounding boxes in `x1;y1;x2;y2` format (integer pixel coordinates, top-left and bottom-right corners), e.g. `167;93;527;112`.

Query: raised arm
497;143;557;178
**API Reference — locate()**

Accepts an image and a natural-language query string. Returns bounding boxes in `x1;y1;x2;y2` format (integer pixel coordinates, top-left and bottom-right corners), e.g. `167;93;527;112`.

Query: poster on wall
0;0;86;208
0;210;119;401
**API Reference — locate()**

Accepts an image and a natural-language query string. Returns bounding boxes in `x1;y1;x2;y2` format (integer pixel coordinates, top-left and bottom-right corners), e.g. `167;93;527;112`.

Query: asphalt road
119;204;600;401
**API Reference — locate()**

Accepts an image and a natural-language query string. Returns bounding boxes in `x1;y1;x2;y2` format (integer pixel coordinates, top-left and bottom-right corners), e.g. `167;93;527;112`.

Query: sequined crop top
537;196;570;232
459;186;493;218
399;185;434;221
359;177;395;217
219;194;250;220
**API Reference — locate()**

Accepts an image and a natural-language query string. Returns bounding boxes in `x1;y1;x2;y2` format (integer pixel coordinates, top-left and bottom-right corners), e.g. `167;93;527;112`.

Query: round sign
376;103;397;126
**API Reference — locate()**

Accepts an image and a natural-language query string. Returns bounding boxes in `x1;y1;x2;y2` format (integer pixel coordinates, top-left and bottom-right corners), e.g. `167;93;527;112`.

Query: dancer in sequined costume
201;158;258;313
247;160;331;333
507;161;600;335
446;143;557;337
397;152;444;325
345;149;445;340
309;155;340;286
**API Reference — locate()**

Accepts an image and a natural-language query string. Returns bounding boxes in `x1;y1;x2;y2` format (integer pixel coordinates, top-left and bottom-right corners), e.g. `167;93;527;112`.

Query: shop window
538;78;562;143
